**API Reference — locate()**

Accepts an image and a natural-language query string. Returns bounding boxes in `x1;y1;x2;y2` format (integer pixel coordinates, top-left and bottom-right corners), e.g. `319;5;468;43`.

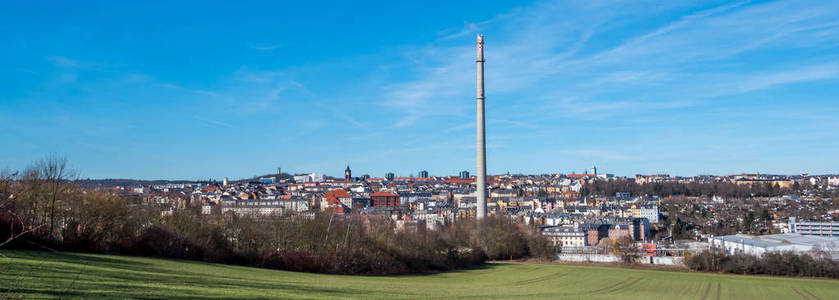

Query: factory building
789;217;839;237
709;233;839;259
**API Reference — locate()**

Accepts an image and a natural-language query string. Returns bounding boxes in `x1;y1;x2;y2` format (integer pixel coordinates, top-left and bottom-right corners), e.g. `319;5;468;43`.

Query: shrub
687;249;839;279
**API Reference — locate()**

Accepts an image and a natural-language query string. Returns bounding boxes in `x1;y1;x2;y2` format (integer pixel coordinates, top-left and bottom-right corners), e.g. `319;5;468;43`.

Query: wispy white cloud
379;52;473;127
737;63;839;92
442;121;474;133
377;0;839;130
438;13;513;41
160;83;218;96
439;22;479;41
540;96;696;121
236;69;285;83
194;116;231;127
489;119;540;129
48;56;80;68
52;73;78;85
250;44;283;51
221;68;301;113
121;73;155;83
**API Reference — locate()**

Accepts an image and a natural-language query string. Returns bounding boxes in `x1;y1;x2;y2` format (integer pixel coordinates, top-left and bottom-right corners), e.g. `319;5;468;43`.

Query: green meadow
1;250;836;299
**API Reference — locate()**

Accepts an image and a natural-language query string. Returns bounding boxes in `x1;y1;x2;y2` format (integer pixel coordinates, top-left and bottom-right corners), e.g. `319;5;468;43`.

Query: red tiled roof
326;189;351;198
202;186;221;193
445;178;475;184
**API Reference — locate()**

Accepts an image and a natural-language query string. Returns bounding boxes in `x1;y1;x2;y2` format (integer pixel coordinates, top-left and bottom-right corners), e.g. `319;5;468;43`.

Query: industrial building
788;217;839;237
709;233;839;259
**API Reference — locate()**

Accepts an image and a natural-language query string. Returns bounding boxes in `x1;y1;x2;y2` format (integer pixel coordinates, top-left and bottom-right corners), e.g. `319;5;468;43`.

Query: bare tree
0;169;16;210
4;156;76;243
0;212;46;250
36;156;75;240
613;236;641;264
0;168;47;253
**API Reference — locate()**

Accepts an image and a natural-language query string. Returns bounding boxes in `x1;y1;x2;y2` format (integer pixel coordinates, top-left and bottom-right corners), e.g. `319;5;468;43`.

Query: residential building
580;223;609;246
371;191;400;207
324;189;353;208
608;224;632;242
542;226;586;247
734;178;794;189
294;173;324;183
640;204;659;223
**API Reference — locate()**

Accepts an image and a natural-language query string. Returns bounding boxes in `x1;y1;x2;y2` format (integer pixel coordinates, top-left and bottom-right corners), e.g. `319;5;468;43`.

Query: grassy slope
0;251;837;299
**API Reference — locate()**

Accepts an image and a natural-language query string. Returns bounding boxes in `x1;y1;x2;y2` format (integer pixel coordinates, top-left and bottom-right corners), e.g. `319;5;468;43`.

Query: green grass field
0;250;837;299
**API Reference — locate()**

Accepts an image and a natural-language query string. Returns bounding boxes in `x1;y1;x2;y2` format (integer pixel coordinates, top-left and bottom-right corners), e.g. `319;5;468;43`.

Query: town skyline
70;163;836;182
2;0;838;179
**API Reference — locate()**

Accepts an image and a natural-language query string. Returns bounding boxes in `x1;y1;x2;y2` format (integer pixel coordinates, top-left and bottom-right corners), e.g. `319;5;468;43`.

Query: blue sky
1;0;838;180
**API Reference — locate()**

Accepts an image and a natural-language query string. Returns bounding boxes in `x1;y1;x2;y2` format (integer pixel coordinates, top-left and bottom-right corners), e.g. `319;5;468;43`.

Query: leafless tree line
581;180;807;198
686;249;839;279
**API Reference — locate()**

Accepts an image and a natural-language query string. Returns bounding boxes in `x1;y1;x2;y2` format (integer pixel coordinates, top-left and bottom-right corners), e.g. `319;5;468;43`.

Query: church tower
345;165;352;181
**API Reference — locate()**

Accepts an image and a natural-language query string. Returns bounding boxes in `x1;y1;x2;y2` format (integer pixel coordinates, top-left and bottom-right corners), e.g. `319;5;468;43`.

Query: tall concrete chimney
476;34;488;220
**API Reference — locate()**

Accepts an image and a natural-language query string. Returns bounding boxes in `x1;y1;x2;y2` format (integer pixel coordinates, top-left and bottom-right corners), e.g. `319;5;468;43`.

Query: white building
596;173;615;180
570;182;582;192
541;225;586;247
294;173;325;183
278;198;310;212
709;233;839;259
222;205;283;216
789;217;839;237
640;204;659;224
220;199;309;217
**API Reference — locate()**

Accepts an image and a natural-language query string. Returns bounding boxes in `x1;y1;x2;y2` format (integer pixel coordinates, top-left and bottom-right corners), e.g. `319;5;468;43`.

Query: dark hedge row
686;249;839;279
